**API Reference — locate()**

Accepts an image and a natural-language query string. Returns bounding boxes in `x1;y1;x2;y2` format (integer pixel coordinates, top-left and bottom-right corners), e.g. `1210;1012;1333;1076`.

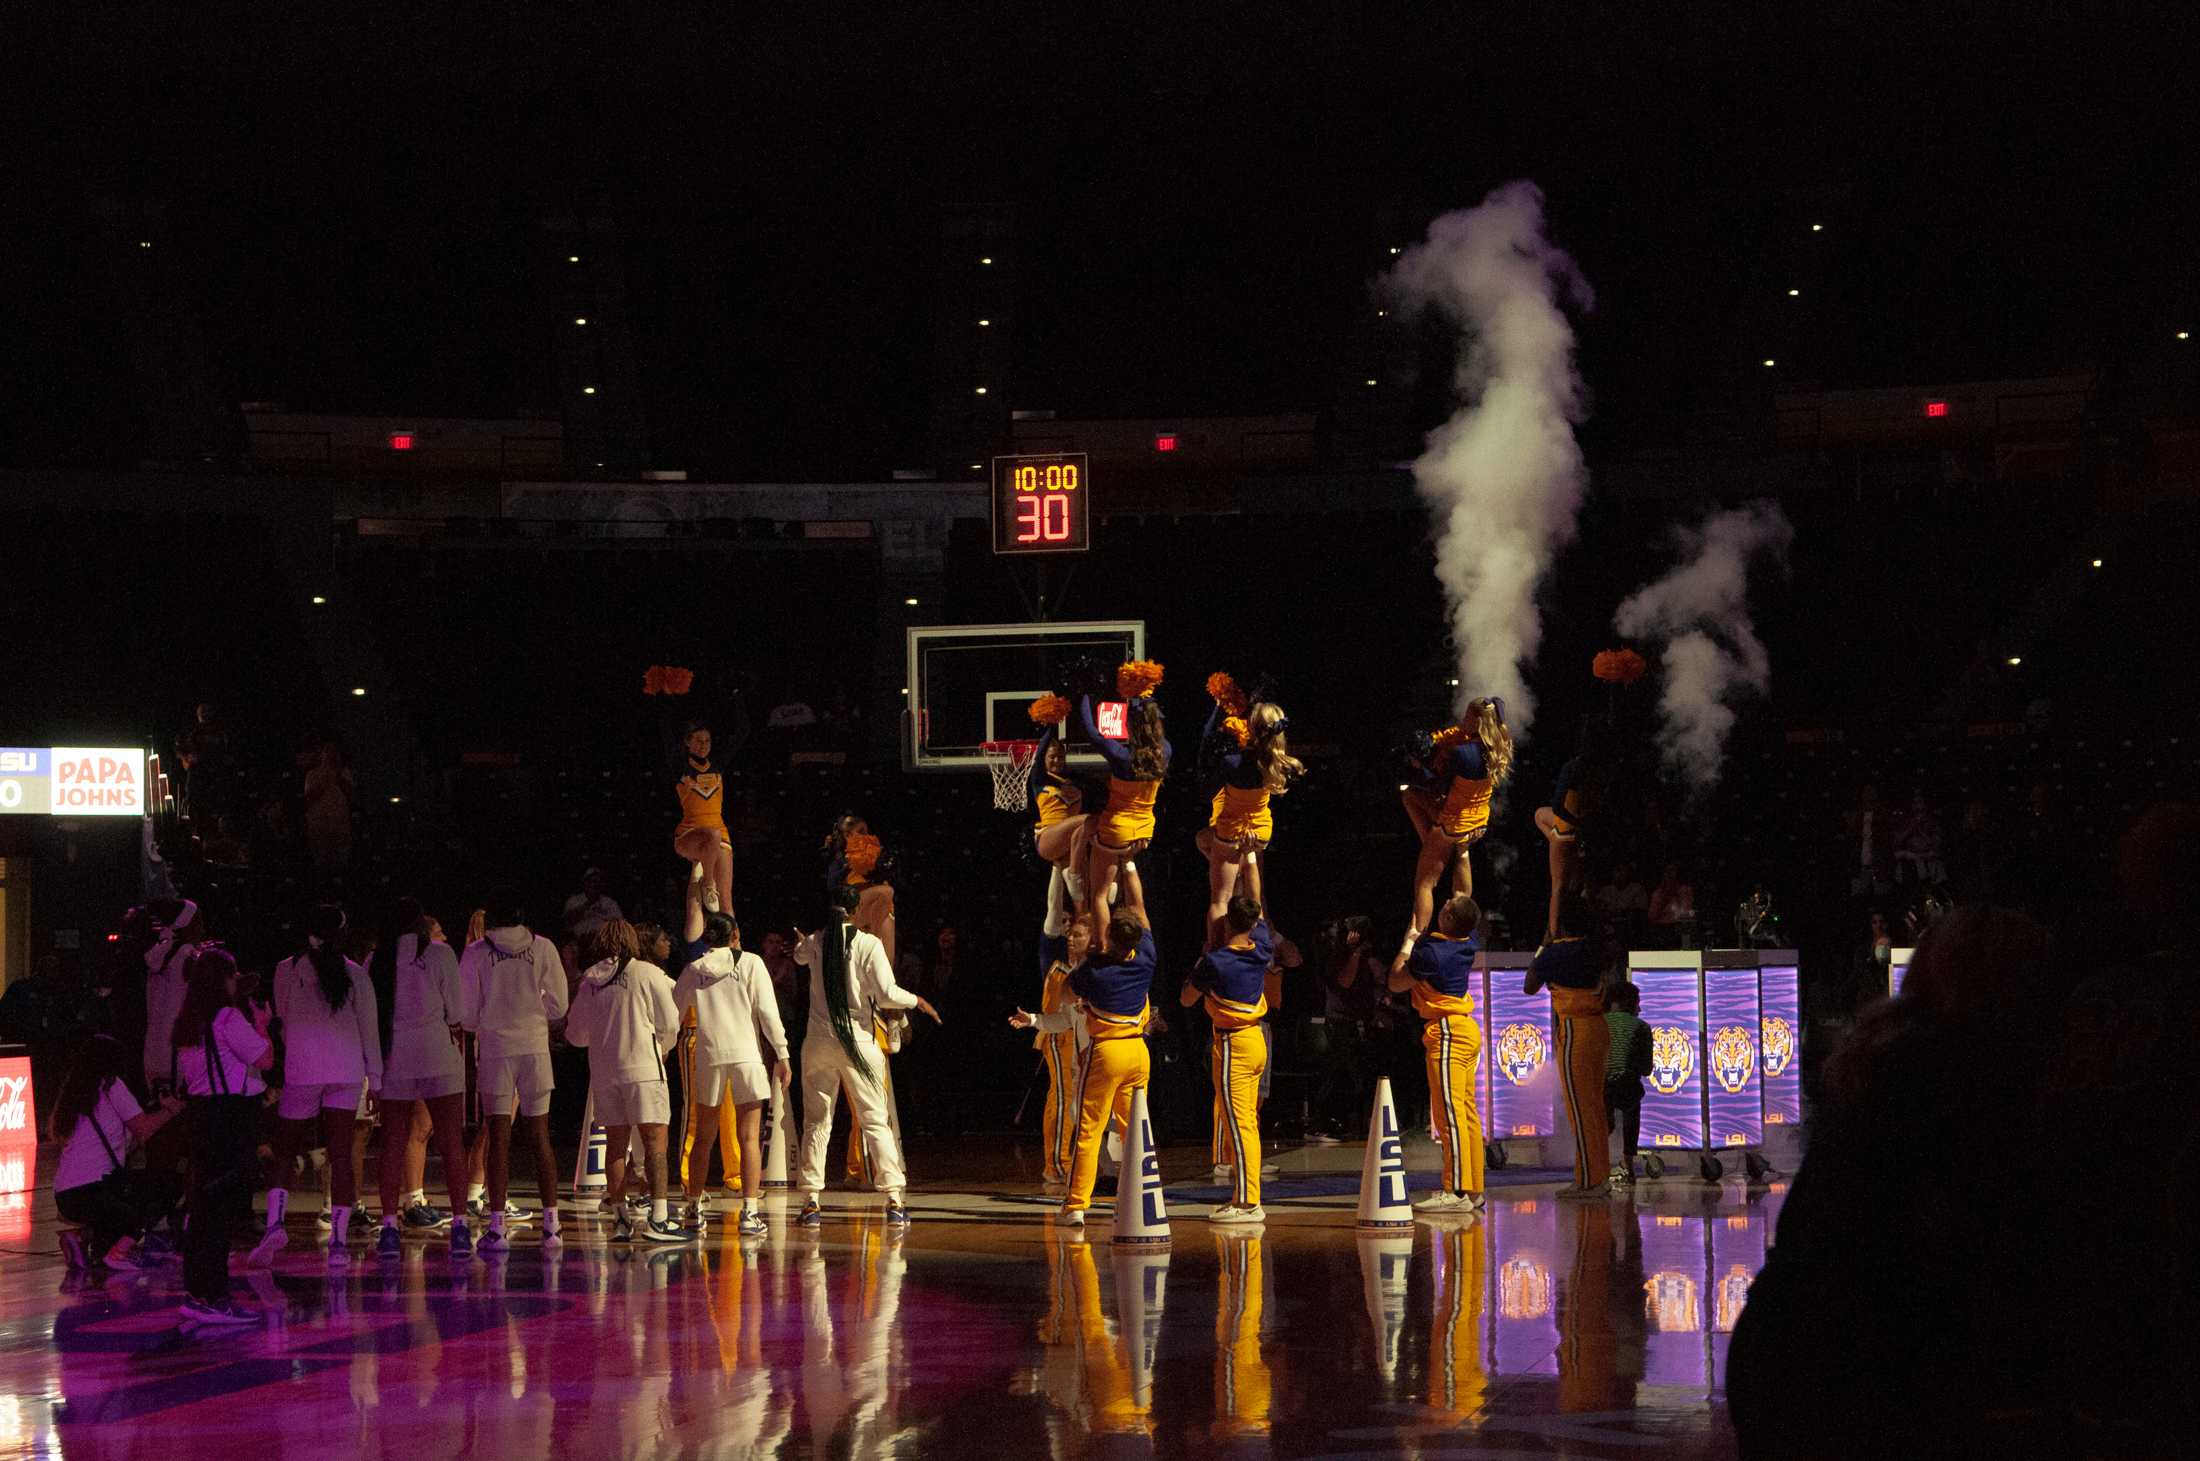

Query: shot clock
990;452;1091;555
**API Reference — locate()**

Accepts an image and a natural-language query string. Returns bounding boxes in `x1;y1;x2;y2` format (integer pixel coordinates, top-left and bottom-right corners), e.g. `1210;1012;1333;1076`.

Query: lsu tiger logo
1648;1024;1694;1095
1499;1258;1553;1321
1644;1271;1701;1333
1712;1025;1757;1094
1495;1022;1548;1086
1760;1015;1795;1078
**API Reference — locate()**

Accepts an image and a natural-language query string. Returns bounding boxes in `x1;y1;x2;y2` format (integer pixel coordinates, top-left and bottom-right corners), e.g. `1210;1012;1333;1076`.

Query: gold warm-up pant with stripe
1209;1025;1266;1208
1065;1037;1150;1214
1428;1222;1490;1421
679;1033;742;1189
1422;1013;1485;1195
1039;1030;1077;1182
1551;989;1610;1187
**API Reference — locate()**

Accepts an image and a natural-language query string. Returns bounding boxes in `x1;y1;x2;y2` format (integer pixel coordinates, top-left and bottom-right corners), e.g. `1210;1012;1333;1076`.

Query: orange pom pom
1205;671;1250;717
642;666;665;696
1430;724;1472;750
1222;715;1253;748
843;833;882;882
1117;660;1165;700
661;666;694;696
1028;693;1071;727
1593;649;1647;685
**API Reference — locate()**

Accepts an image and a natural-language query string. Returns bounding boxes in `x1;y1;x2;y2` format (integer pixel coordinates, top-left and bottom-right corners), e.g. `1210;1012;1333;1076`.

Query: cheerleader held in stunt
1399;696;1513;937
1196;674;1304;947
673;722;735;919
1071;661;1169;947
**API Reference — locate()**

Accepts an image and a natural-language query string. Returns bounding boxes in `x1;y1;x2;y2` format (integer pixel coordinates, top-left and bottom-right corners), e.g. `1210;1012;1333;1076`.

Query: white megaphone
1356;1077;1414;1230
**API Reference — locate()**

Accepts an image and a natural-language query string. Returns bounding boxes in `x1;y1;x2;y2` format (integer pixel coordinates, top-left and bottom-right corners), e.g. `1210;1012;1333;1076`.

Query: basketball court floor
0;1135;1778;1459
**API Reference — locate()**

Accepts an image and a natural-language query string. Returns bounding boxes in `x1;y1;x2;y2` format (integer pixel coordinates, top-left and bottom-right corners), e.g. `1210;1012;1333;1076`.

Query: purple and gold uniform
1081;695;1170;850
1190;921;1273;1208
1062;930;1158;1214
1408;930;1485;1196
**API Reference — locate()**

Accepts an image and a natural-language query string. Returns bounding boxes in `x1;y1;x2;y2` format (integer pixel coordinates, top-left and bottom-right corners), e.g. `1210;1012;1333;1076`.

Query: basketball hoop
979;740;1041;812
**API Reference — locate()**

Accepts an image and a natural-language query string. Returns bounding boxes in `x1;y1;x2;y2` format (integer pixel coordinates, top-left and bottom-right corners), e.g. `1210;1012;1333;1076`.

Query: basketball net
980;740;1040;812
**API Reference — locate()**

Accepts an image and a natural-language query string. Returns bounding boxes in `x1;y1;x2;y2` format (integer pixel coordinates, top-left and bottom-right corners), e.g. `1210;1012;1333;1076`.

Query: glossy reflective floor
0;1140;1780;1459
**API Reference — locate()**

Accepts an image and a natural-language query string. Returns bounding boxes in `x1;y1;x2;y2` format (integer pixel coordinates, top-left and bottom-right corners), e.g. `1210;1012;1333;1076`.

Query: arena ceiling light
351;686;368;696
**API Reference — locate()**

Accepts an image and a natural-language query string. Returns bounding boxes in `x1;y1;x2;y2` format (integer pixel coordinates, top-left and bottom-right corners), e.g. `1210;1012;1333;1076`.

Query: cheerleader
366;898;473;1258
1027;700;1090;913
262;906;381;1266
1533;717;1613;940
672;721;735;919
1073;661;1170;947
1526;892;1610;1199
824;815;897;968
1011;897;1096;1192
793;885;938;1228
1180;894;1274;1223
171;947;275;1327
570;920;686;1242
1388;893;1486;1213
1400;697;1513;936
1196;676;1304;945
1051;862;1159;1229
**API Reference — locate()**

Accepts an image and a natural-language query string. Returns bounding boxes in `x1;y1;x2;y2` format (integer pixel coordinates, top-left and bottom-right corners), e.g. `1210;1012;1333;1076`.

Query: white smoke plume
1613;500;1794;793
1388;180;1593;734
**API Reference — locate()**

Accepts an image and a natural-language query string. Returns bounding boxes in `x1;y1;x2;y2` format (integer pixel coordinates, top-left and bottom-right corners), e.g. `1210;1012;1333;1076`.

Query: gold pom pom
1117;660;1165;700
1593;649;1647;685
1028;693;1071;727
843;833;882;881
1205;671;1249;716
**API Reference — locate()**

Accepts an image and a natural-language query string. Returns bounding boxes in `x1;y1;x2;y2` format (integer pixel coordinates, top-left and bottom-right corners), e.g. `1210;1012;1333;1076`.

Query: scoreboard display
991;452;1091;555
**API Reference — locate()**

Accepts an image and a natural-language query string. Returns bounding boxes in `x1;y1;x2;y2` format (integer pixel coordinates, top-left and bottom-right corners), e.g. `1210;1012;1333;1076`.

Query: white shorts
479;1051;555;1118
592;1078;671;1127
381;1072;466;1103
692;1061;769;1108
280;1079;366;1121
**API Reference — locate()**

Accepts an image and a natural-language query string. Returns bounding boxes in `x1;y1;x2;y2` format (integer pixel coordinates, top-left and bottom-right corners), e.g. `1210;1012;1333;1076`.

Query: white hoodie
566;956;680;1087
383;932;466;1085
673;945;788;1071
273;947;384;1089
458;925;570;1063
794;923;919;1048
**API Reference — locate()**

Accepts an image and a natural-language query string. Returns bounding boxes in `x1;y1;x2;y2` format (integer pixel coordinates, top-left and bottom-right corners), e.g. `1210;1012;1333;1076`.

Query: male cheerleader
1182;895;1272;1223
1390;893;1487;1213
1051;864;1158;1229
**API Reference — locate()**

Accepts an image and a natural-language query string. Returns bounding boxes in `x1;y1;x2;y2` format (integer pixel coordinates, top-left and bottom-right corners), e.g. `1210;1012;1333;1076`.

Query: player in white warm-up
792;885;939;1229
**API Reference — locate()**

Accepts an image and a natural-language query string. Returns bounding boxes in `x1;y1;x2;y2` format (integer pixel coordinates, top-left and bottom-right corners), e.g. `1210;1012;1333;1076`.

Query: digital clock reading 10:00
990;452;1091;555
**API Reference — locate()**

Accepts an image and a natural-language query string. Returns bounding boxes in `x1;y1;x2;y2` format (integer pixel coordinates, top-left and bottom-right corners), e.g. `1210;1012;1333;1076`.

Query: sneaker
1555;1182;1612;1201
1305;1131;1342;1147
541;1224;563;1249
641;1219;690;1244
316;1201;372;1231
326;1242;350;1270
376;1226;402;1261
611;1215;634;1243
694;1192;713;1214
796;1201;823;1228
449;1221;474;1258
476;1228;509;1255
99;1242;143;1271
682;1203;705;1232
60;1231;89;1270
247;1225;288;1269
738;1211;769;1239
139;1232;180;1262
401;1203;449;1230
180;1297;260;1328
465;1197;488;1221
623;1193;651;1215
1208;1203;1265;1224
1211;1163;1233;1181
1057;1207;1085;1229
885;1204;910;1228
1415;1191;1469;1212
1465;1192;1488;1214
501;1202;532;1225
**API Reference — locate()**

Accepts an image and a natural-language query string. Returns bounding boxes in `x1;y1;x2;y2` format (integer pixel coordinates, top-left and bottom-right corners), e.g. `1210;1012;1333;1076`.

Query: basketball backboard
905;620;1144;771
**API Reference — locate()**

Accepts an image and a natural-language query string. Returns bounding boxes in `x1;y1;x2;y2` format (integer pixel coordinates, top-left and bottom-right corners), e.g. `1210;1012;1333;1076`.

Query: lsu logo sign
1760;1015;1795;1079
1648;1024;1694;1096
1711;1025;1757;1095
1495;1022;1548;1086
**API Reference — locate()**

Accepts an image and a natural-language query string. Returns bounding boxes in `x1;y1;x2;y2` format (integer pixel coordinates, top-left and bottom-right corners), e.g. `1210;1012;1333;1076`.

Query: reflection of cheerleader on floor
1400;697;1513;936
